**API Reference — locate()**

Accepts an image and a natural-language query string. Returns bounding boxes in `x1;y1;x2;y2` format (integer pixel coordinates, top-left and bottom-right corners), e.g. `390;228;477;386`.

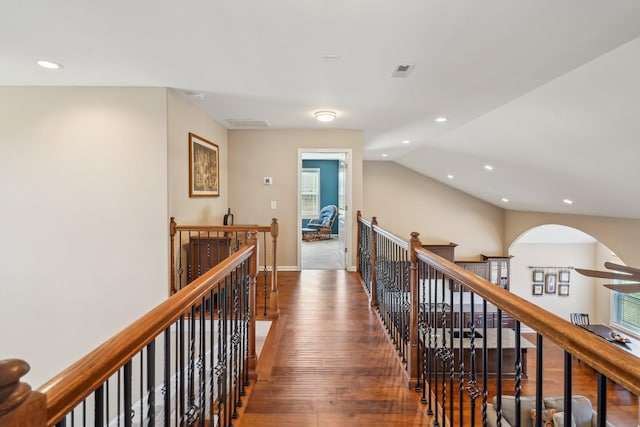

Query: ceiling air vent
226;119;271;128
391;63;414;78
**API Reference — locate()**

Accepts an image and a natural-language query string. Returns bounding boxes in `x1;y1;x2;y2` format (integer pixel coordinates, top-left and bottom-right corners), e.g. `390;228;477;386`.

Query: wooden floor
240;270;638;427
240;270;432;426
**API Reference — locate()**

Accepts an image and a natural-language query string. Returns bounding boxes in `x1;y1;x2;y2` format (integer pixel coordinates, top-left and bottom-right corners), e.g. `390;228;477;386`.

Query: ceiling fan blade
603;283;640;293
604;262;640;277
574;268;638;281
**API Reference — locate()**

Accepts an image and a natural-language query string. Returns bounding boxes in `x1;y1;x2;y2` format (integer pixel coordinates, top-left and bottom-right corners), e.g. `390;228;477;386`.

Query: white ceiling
3;1;640;218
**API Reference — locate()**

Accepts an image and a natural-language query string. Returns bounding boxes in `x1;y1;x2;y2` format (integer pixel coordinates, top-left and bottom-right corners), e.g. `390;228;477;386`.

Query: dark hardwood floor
242;270;638;427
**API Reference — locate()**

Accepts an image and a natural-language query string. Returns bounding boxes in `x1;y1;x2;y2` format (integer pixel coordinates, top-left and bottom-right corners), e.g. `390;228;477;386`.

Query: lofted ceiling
3;1;640;218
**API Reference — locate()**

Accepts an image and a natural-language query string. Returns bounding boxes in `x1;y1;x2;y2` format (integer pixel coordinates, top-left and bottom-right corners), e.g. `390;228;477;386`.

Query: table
426;328;536;378
579;324;640;357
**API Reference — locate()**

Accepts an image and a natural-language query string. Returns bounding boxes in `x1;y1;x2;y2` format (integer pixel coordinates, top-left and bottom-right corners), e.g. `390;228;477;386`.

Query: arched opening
508;224;623;329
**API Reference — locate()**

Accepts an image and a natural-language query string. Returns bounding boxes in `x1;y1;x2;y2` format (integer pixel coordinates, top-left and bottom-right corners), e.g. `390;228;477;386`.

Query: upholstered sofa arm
486;404;514;427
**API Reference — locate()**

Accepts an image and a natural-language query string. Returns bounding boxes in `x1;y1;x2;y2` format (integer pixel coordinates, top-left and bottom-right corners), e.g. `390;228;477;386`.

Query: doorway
298;149;351;270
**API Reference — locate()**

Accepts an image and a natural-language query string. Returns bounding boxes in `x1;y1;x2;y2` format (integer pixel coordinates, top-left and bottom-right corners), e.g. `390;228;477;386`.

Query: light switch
264;177;272;185
270;201;277;209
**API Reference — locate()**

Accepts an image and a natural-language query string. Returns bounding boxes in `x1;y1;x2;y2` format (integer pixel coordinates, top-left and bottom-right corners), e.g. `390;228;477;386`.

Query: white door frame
297;148;353;270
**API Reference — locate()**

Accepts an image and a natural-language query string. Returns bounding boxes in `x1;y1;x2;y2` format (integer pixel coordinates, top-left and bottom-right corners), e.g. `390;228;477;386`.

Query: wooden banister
38;245;256;426
0;359;46;426
414;245;640;397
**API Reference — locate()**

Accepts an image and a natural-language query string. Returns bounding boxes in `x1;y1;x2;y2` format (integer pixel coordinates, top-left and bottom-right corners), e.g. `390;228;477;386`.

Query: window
612;291;640;335
301;168;320;219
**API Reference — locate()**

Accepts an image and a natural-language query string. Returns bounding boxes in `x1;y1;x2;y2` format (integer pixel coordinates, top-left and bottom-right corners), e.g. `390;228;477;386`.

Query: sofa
486;395;613;427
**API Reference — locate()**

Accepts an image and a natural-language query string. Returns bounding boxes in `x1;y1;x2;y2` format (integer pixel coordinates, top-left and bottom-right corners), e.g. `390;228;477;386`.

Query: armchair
303;204;337;241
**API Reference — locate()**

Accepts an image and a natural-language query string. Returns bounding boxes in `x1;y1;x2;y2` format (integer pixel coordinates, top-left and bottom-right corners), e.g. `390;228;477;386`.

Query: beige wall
0;87;169;388
363;161;505;259
505;211;640;267
167;90;229;224
228;130;363;268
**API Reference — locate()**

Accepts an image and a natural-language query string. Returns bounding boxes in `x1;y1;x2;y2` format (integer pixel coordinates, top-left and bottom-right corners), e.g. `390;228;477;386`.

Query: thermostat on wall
263;177;272;185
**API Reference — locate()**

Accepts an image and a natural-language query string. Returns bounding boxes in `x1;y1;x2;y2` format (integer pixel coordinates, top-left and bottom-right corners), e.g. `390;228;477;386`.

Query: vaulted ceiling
3;1;640;218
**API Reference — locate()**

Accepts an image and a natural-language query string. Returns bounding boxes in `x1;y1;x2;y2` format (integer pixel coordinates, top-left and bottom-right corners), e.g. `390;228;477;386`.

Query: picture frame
532;269;544;283
559;270;570;283
189;133;219;197
558;284;570;296
532;283;543;296
545;273;557;294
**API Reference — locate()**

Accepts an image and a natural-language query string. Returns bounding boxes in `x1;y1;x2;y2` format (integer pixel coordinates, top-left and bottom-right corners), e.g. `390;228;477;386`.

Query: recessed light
484;165;494;171
502;198;509;203
381;153;388;158
315;111;336;122
402;140;411;144
435;117;448;123
37;60;62;69
447;174;454;179
563;199;573;205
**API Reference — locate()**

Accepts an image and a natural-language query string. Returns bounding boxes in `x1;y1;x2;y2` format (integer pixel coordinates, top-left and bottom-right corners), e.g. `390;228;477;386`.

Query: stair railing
357;211;640;427
170;217;279;318
1;232;260;427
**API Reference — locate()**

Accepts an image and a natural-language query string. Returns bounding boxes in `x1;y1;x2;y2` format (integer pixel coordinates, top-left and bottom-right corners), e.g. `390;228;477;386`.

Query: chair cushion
494;395;538;427
530;408;559;427
542;396;592;427
552;411;577;427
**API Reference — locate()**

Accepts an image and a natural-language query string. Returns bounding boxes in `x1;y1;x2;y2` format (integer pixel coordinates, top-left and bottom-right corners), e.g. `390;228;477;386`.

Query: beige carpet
301;237;345;270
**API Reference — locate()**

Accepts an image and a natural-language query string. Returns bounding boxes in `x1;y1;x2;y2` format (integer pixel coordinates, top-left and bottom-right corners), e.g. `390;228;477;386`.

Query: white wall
167;90;229;224
510;242;597;325
364;161;505;259
0;87;169;388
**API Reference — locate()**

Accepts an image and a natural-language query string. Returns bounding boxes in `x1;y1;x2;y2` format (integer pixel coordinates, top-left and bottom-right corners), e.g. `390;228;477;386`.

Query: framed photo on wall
559;270;570;283
189;132;219;197
545;273;557;294
532;270;544;283
559;284;570;296
532;283;543;296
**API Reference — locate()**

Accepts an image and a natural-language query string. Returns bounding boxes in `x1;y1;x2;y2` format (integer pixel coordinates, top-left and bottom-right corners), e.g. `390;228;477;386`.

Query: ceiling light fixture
563;199;574;205
502;198;509;203
315;111;336;122
484;165;494;171
402;140;411;144
37;60;62;69
435;117;448;123
381;153;388;158
447;174;454;179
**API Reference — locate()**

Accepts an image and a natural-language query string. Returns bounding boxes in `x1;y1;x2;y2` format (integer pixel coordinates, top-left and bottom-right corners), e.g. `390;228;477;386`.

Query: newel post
407;232;422;385
0;359;46;427
247;231;258;378
269;218;280;319
370;217;378;307
169;217;177;295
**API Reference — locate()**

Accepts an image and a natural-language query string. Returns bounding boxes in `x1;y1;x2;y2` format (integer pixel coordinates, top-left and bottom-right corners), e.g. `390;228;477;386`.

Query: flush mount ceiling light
315;111;336;122
563;199;574;205
502;198;509;203
37;60;62;69
435;117;448;123
402;140;411;144
484;164;494;171
447;174;454;179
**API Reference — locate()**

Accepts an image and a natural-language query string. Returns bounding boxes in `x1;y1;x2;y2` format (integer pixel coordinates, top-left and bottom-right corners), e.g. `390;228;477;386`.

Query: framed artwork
559;284;570;296
559;270;570;283
532;283;543;296
189;133;219;197
532;270;544;283
545;273;557;294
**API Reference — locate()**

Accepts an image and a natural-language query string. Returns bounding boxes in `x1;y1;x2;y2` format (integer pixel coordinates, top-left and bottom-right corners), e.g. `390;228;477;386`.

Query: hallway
239;270;432;426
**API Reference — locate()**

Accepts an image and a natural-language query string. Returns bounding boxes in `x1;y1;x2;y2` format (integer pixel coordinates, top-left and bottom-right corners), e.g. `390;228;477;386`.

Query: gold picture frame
189;133;219;197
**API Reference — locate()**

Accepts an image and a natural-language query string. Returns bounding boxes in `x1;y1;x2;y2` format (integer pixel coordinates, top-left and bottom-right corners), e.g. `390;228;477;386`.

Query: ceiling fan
575;262;640;294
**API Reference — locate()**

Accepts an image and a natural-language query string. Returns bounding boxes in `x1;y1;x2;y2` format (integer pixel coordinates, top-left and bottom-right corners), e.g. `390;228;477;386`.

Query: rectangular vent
226;119;271;128
391;63;414;78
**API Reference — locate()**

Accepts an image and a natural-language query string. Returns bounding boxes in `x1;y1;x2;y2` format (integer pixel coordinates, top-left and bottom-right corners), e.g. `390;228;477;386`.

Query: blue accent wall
302;159;339;234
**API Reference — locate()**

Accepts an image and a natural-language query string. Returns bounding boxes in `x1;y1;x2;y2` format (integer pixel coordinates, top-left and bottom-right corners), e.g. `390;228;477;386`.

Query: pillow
543;395;593;427
494;395;537;426
322;219;330;227
552;411;577;427
531;408;559;427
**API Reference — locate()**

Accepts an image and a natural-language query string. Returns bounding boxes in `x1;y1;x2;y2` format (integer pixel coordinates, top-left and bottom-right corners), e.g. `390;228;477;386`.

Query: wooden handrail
38;244;257;426
414;245;640;397
372;222;409;251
